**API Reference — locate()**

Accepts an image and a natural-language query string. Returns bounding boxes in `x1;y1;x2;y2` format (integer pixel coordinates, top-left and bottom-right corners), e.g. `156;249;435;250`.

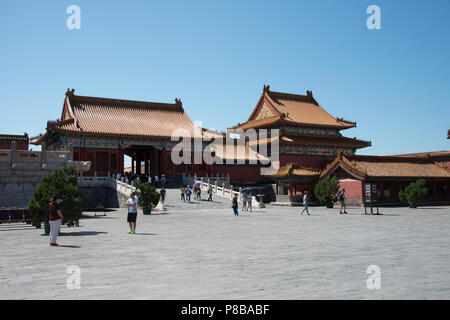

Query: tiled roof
321;153;450;179
281;134;370;148
390;150;450;159
268;163;321;178
210;142;269;163
232;86;356;130
248;134;371;148
46;89;197;139
0;133;28;142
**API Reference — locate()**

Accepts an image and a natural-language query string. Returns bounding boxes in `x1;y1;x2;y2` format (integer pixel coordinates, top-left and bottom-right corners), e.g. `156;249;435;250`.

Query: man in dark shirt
160;187;166;204
338;189;348;214
232;194;238;216
48;196;64;246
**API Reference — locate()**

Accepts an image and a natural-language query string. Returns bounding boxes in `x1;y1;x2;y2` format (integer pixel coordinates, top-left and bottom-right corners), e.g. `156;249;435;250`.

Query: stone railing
0;141;89;172
183;173;230;188
78;173;136;196
194;178;261;207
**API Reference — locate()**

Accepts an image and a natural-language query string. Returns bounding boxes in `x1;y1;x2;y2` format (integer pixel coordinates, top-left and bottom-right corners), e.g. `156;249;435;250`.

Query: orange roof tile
389;150;450;159
210;142;269;163
268;163;321;178
47;89;197;139
321;153;450;179
248;134;371;148
232;86;356;130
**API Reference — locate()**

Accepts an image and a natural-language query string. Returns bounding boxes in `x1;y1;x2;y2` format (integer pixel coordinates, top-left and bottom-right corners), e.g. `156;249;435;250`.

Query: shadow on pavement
133;233;157;236
59;231;108;236
56;244;81;248
81;215;117;219
0;225;35;232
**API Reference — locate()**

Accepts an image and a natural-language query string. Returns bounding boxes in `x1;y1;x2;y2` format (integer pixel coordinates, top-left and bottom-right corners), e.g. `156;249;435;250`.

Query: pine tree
28;166;86;227
314;176;340;207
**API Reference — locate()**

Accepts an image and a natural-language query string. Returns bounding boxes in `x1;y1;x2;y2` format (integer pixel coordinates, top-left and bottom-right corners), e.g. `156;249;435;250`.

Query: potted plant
135;180;160;215
314;176;340;208
29;166;86;231
399;179;428;208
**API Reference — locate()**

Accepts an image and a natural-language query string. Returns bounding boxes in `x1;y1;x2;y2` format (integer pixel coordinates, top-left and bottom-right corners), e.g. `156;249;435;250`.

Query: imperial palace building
229;85;371;193
30;89;268;181
31;87;370;182
26;86;449;206
231;85;371;167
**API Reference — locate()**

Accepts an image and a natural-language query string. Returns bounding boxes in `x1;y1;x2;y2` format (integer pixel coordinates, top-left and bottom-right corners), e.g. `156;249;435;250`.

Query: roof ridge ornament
66;88;75;96
175;98;182;106
263;84;270;92
306;90;313;98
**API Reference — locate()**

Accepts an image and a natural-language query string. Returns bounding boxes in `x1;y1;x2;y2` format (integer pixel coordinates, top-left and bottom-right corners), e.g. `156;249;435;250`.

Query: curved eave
41;126;194;140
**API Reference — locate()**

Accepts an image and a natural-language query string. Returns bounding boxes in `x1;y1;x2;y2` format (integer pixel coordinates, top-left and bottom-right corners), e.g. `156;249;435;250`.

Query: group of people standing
231;191;253;216
116;172;166;188
180;185;214;202
147;173;166;188
180;185;192;202
240;191;253;212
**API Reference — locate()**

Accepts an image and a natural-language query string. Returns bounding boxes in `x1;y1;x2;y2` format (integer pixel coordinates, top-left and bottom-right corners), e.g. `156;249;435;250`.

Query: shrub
135;180;160;208
28;166;86;227
314;176;340;206
399;179;428;208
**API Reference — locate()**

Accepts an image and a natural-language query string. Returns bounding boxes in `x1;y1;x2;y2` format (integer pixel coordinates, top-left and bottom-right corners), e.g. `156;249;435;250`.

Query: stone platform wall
0;141;90;207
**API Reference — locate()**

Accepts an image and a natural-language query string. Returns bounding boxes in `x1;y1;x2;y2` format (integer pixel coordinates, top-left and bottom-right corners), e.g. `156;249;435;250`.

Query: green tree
314;176;340;207
399;179;428;208
135;180;160;208
28;166;86;227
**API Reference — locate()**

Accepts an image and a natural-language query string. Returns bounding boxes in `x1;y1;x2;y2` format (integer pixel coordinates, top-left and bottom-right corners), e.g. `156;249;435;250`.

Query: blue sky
1;0;449;155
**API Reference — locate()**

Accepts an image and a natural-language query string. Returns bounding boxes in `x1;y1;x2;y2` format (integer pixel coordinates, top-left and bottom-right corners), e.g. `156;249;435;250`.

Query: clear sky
1;0;449;155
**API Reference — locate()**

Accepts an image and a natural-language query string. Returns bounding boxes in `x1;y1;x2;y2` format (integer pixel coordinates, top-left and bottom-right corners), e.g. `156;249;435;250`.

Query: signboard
364;183;377;204
364;183;380;215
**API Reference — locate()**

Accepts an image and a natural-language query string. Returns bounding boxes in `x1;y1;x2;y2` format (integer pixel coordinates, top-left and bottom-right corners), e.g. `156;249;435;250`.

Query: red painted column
155;148;159;174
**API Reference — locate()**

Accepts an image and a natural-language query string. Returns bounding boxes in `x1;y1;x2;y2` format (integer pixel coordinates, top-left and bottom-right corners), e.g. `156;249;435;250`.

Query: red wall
338;179;363;205
73;147;120;176
211;165;265;183
0;141;28;150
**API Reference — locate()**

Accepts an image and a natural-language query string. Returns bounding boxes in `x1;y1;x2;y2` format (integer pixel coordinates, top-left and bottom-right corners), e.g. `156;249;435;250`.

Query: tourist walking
207;186;213;201
161;174;167;187
48;196;63;246
160;187;166;204
247;193;253;212
241;192;248;212
126;192;138;234
185;185;192;202
232;194;239;216
148;175;152;185
300;191;310;215
180;186;186;202
154;175;159;188
338;188;348;214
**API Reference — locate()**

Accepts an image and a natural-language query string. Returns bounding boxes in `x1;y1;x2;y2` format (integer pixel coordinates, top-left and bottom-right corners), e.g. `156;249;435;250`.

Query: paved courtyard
1;189;449;299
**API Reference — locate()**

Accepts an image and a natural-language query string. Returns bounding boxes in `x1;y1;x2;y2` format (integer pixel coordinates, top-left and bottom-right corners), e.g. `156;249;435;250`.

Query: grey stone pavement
1;188;449;300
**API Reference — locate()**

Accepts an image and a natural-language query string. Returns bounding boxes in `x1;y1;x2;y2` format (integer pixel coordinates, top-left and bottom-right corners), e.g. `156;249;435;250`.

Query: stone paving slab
0;189;449;299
